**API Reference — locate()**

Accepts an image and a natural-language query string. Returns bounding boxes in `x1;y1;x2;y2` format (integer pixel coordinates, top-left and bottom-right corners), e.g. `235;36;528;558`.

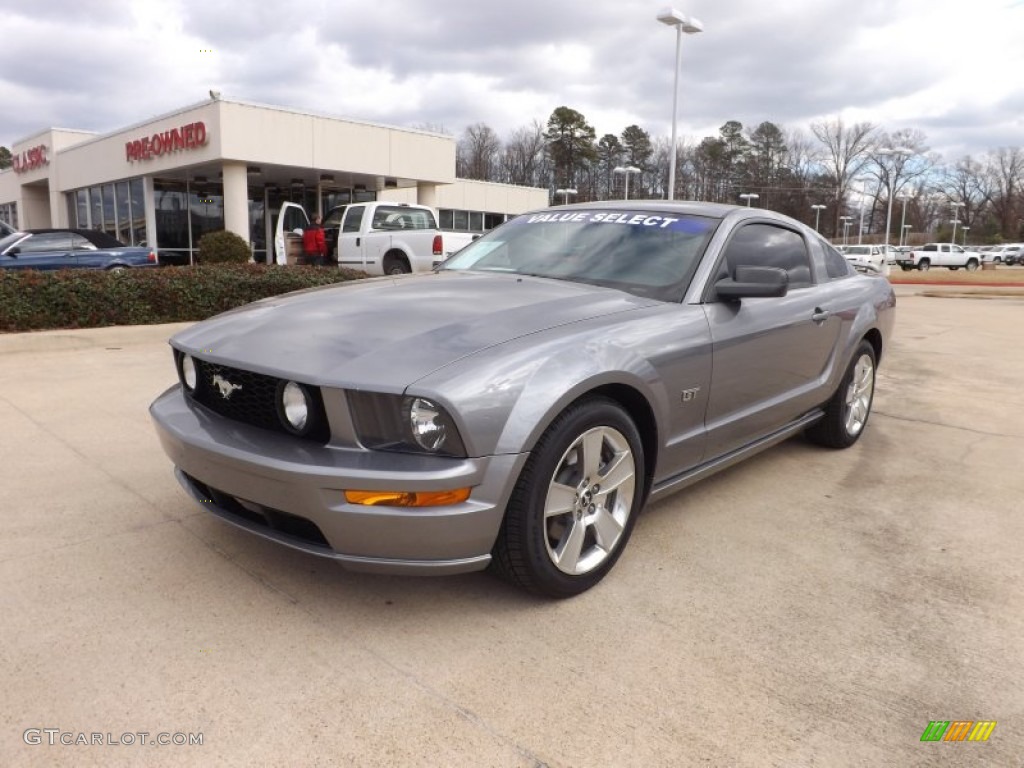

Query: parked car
896;243;981;271
0;229;157;271
841;244;887;273
983;244;1023;265
150;201;895;597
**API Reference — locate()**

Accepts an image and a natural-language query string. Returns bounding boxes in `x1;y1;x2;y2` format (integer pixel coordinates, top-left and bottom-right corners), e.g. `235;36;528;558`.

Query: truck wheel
383;253;411;275
491;397;644;597
965;259;979;272
806;340;876;450
918;259;930;271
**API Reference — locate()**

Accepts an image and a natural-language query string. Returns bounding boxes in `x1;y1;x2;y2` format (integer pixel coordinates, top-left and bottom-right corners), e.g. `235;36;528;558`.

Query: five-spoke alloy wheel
492;397;644;597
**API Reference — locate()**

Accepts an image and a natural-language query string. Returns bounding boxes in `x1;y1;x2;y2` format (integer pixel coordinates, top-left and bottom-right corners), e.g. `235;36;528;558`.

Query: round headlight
281;381;310;432
409;397;447;451
181;354;197;391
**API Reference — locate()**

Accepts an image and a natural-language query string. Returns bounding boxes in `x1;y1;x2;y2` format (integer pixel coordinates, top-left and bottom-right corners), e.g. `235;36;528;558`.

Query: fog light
181;354;197;391
345;488;471;507
281;381;310;432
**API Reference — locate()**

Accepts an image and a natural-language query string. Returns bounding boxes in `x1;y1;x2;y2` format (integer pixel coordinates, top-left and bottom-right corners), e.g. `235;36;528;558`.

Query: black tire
918;259;930;272
806;340;877;450
491;397;644;597
965;259;979;272
382;252;410;275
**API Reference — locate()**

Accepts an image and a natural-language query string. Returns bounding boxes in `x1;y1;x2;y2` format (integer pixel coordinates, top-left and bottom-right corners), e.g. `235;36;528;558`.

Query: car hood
171;271;658;390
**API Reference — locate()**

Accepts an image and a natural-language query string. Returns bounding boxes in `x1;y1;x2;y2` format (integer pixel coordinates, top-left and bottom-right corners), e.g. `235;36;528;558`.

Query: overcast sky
2;0;1022;163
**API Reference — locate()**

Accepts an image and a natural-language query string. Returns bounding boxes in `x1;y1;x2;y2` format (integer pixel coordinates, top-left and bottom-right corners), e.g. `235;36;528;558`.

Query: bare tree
810;117;877;231
457;123;502;181
984;147;1024;238
501;120;548;187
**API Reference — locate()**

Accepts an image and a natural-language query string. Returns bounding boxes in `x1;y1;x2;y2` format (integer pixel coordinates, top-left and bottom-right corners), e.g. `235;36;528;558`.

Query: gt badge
681;387;701;403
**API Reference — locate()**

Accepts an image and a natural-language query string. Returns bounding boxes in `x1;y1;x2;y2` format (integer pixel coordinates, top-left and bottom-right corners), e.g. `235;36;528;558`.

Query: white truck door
274;202;309;265
337;205;368;269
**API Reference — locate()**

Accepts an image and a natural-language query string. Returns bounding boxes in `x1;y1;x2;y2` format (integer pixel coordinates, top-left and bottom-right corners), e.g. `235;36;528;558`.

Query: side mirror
715;266;789;300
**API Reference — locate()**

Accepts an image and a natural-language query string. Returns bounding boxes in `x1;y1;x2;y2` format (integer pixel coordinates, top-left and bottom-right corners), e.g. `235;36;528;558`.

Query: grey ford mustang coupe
150;201;895;597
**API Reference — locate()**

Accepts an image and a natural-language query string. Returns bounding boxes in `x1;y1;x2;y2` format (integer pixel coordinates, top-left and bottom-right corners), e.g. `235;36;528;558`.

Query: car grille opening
185;473;331;549
184;356;330;444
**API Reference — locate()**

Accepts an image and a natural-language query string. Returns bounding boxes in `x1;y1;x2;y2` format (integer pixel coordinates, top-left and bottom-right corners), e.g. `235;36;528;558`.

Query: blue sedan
0;229;158;271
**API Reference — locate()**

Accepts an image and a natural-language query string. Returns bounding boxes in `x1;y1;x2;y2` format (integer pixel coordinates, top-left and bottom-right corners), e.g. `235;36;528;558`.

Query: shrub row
0;265;367;332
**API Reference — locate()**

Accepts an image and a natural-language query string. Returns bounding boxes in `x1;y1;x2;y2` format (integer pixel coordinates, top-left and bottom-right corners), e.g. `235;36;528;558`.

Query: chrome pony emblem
211;374;243;400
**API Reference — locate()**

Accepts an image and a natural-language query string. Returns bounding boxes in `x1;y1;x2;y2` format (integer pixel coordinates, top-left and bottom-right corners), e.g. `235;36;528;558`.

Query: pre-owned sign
12;145;48;174
125;121;208;162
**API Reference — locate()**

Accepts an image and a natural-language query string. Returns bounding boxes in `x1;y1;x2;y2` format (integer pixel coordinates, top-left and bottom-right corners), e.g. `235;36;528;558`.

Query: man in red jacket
302;213;327;266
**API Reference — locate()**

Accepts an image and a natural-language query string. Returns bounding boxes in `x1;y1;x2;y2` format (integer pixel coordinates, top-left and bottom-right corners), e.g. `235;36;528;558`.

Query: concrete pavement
1;291;1022;766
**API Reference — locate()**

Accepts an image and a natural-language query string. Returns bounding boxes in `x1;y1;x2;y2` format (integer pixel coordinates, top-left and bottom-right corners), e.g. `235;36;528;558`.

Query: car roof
26;229;126;248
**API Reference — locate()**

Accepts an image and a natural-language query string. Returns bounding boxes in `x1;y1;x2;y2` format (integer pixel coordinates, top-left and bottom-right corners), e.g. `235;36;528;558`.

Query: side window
721;223;812;288
821;239;853;279
17;233;73;253
71;234;97;251
342;206;364;233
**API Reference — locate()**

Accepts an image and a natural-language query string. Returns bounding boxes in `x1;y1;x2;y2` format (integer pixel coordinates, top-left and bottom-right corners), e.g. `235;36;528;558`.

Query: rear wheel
806;340;876;449
918;259;931;271
491;397;644;597
382;252;410;275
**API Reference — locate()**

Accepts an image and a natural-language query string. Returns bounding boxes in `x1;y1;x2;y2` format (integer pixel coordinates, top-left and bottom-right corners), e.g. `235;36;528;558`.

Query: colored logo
920;721;996;742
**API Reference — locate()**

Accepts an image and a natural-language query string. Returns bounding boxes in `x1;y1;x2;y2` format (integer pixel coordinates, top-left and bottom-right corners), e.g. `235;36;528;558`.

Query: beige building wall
381;178;547;213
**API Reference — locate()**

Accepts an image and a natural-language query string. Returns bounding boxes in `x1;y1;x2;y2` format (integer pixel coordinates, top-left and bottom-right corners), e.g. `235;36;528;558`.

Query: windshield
440;209;718;301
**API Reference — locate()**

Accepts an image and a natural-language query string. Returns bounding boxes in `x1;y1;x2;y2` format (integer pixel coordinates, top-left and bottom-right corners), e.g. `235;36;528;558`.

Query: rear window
371;206;437;230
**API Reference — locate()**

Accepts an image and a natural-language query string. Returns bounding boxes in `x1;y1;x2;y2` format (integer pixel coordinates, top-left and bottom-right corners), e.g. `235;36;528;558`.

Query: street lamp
555;188;577;205
897;191;914;247
961;225;970;247
950;201;966;245
657;7;704;201
902;224;912;247
840;215;853;246
739;192;759;207
811;203;826;232
613;166;641;200
877;147;913;255
852;177;873;245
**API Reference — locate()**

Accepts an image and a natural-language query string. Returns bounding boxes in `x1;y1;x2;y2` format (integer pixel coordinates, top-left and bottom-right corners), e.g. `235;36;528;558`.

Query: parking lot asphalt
2;286;1022;767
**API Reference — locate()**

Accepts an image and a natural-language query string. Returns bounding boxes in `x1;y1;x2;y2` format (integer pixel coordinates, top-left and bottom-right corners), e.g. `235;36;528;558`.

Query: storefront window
153;180;191;265
76;190;89;228
102;185;116;234
129;179;145;245
116;181;131;244
189;181;224;247
90;187;103;231
248;186;266;263
0;203;17;229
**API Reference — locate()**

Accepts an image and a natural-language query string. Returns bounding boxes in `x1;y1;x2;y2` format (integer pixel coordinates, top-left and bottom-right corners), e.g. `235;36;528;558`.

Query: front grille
184;356;330;443
186;473;332;550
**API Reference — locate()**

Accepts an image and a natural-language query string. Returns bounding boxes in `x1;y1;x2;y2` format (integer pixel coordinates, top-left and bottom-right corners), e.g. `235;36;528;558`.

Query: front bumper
150;385;528;574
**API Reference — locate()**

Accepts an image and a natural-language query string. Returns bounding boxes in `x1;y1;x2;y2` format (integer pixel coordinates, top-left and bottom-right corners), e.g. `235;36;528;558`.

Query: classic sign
12;145;48;174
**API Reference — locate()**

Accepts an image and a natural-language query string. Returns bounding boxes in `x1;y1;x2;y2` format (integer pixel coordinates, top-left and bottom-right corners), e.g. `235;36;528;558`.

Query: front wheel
965;259;979;272
806;340;877;449
491;397;644;597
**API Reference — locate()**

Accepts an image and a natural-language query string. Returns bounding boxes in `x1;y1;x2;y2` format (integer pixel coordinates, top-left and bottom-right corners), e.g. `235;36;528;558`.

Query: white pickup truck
274;201;473;274
896;242;981;272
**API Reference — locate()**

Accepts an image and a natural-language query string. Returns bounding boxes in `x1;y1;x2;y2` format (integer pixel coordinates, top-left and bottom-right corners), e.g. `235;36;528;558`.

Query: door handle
811;308;831;324
356;237;361;247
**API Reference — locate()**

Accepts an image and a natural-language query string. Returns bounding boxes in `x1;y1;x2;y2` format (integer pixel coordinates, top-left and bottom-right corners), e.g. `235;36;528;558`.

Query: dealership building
0;97;548;263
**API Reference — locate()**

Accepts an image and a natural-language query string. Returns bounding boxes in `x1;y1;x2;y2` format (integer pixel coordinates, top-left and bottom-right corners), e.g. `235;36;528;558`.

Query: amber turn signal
345;488;471;507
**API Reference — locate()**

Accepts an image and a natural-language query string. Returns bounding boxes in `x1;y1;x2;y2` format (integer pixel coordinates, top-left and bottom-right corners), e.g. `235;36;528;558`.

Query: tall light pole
961;225;970;247
950;201;965;245
852;177;872;245
840;215;853;246
613;166;641;200
739;192;758;207
555;188;577;206
897;191;913;247
811;204;826;232
657;8;703;201
877;147;913;255
902;224;912;247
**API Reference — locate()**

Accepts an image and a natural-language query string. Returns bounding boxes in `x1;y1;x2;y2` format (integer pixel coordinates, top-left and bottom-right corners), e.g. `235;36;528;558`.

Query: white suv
841;244;888;274
984;244;1022;265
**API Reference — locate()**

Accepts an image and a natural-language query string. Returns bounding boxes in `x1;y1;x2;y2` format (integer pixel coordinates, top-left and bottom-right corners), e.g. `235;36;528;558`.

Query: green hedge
0;264;368;332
